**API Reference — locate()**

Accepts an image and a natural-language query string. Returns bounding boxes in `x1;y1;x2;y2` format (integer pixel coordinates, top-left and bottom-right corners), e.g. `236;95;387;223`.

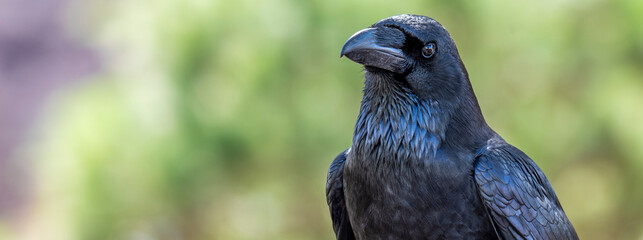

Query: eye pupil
422;43;436;58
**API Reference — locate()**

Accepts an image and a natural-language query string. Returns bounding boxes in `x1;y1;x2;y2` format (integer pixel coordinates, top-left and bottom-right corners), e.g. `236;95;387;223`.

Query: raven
326;14;578;240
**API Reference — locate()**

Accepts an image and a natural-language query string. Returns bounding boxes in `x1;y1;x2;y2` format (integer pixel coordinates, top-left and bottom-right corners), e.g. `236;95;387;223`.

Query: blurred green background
0;0;642;239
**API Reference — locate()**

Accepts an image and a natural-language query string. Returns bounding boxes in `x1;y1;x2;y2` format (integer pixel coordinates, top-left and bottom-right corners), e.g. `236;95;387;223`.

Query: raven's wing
474;140;578;240
326;149;356;240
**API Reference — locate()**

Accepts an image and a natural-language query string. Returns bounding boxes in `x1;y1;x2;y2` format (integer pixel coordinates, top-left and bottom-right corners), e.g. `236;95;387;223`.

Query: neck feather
352;72;450;161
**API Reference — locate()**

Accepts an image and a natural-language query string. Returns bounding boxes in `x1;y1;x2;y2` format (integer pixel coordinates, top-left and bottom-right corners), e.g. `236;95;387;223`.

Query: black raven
326;14;578;240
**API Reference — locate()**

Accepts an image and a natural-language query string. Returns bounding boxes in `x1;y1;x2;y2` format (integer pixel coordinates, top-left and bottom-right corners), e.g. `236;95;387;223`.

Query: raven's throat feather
352;72;449;164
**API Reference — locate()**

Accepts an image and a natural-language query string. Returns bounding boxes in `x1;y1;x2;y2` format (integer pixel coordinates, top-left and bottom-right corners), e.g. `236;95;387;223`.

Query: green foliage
20;0;643;239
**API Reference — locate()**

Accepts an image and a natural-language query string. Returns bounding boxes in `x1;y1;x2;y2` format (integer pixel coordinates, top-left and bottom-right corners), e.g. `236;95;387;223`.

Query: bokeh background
1;0;642;239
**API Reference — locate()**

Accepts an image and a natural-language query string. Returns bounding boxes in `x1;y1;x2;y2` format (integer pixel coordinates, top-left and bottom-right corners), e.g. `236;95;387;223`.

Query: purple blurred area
0;0;98;219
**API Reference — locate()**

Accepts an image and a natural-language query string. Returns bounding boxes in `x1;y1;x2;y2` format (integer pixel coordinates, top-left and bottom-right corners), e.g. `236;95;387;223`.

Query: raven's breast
343;151;497;240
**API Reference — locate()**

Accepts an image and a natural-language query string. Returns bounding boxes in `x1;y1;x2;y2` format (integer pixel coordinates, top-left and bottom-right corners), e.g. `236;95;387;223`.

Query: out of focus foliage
5;0;643;239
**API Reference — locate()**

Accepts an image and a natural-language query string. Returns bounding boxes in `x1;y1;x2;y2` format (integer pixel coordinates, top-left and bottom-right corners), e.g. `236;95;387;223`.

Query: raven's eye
422;43;436;58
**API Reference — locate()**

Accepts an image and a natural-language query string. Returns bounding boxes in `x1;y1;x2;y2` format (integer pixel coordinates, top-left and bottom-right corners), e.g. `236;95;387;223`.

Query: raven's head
341;14;468;101
342;15;492;151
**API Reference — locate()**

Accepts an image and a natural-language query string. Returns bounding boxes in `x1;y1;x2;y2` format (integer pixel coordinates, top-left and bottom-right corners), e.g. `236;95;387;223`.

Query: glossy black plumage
327;150;356;240
326;14;578;239
474;140;578;239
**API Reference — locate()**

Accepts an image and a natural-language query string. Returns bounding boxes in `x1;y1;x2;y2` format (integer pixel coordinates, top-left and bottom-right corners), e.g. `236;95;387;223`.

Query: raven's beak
340;27;407;74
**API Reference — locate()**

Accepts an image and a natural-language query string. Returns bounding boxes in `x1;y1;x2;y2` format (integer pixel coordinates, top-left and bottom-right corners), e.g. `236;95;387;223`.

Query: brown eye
422;43;436;58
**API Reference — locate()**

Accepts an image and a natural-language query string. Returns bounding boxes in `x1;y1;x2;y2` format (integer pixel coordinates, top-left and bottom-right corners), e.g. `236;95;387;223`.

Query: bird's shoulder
326;149;356;240
473;138;578;239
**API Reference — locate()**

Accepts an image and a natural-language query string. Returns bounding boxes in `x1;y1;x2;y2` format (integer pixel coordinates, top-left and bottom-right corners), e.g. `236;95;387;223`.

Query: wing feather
474;140;578;240
326;150;356;240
